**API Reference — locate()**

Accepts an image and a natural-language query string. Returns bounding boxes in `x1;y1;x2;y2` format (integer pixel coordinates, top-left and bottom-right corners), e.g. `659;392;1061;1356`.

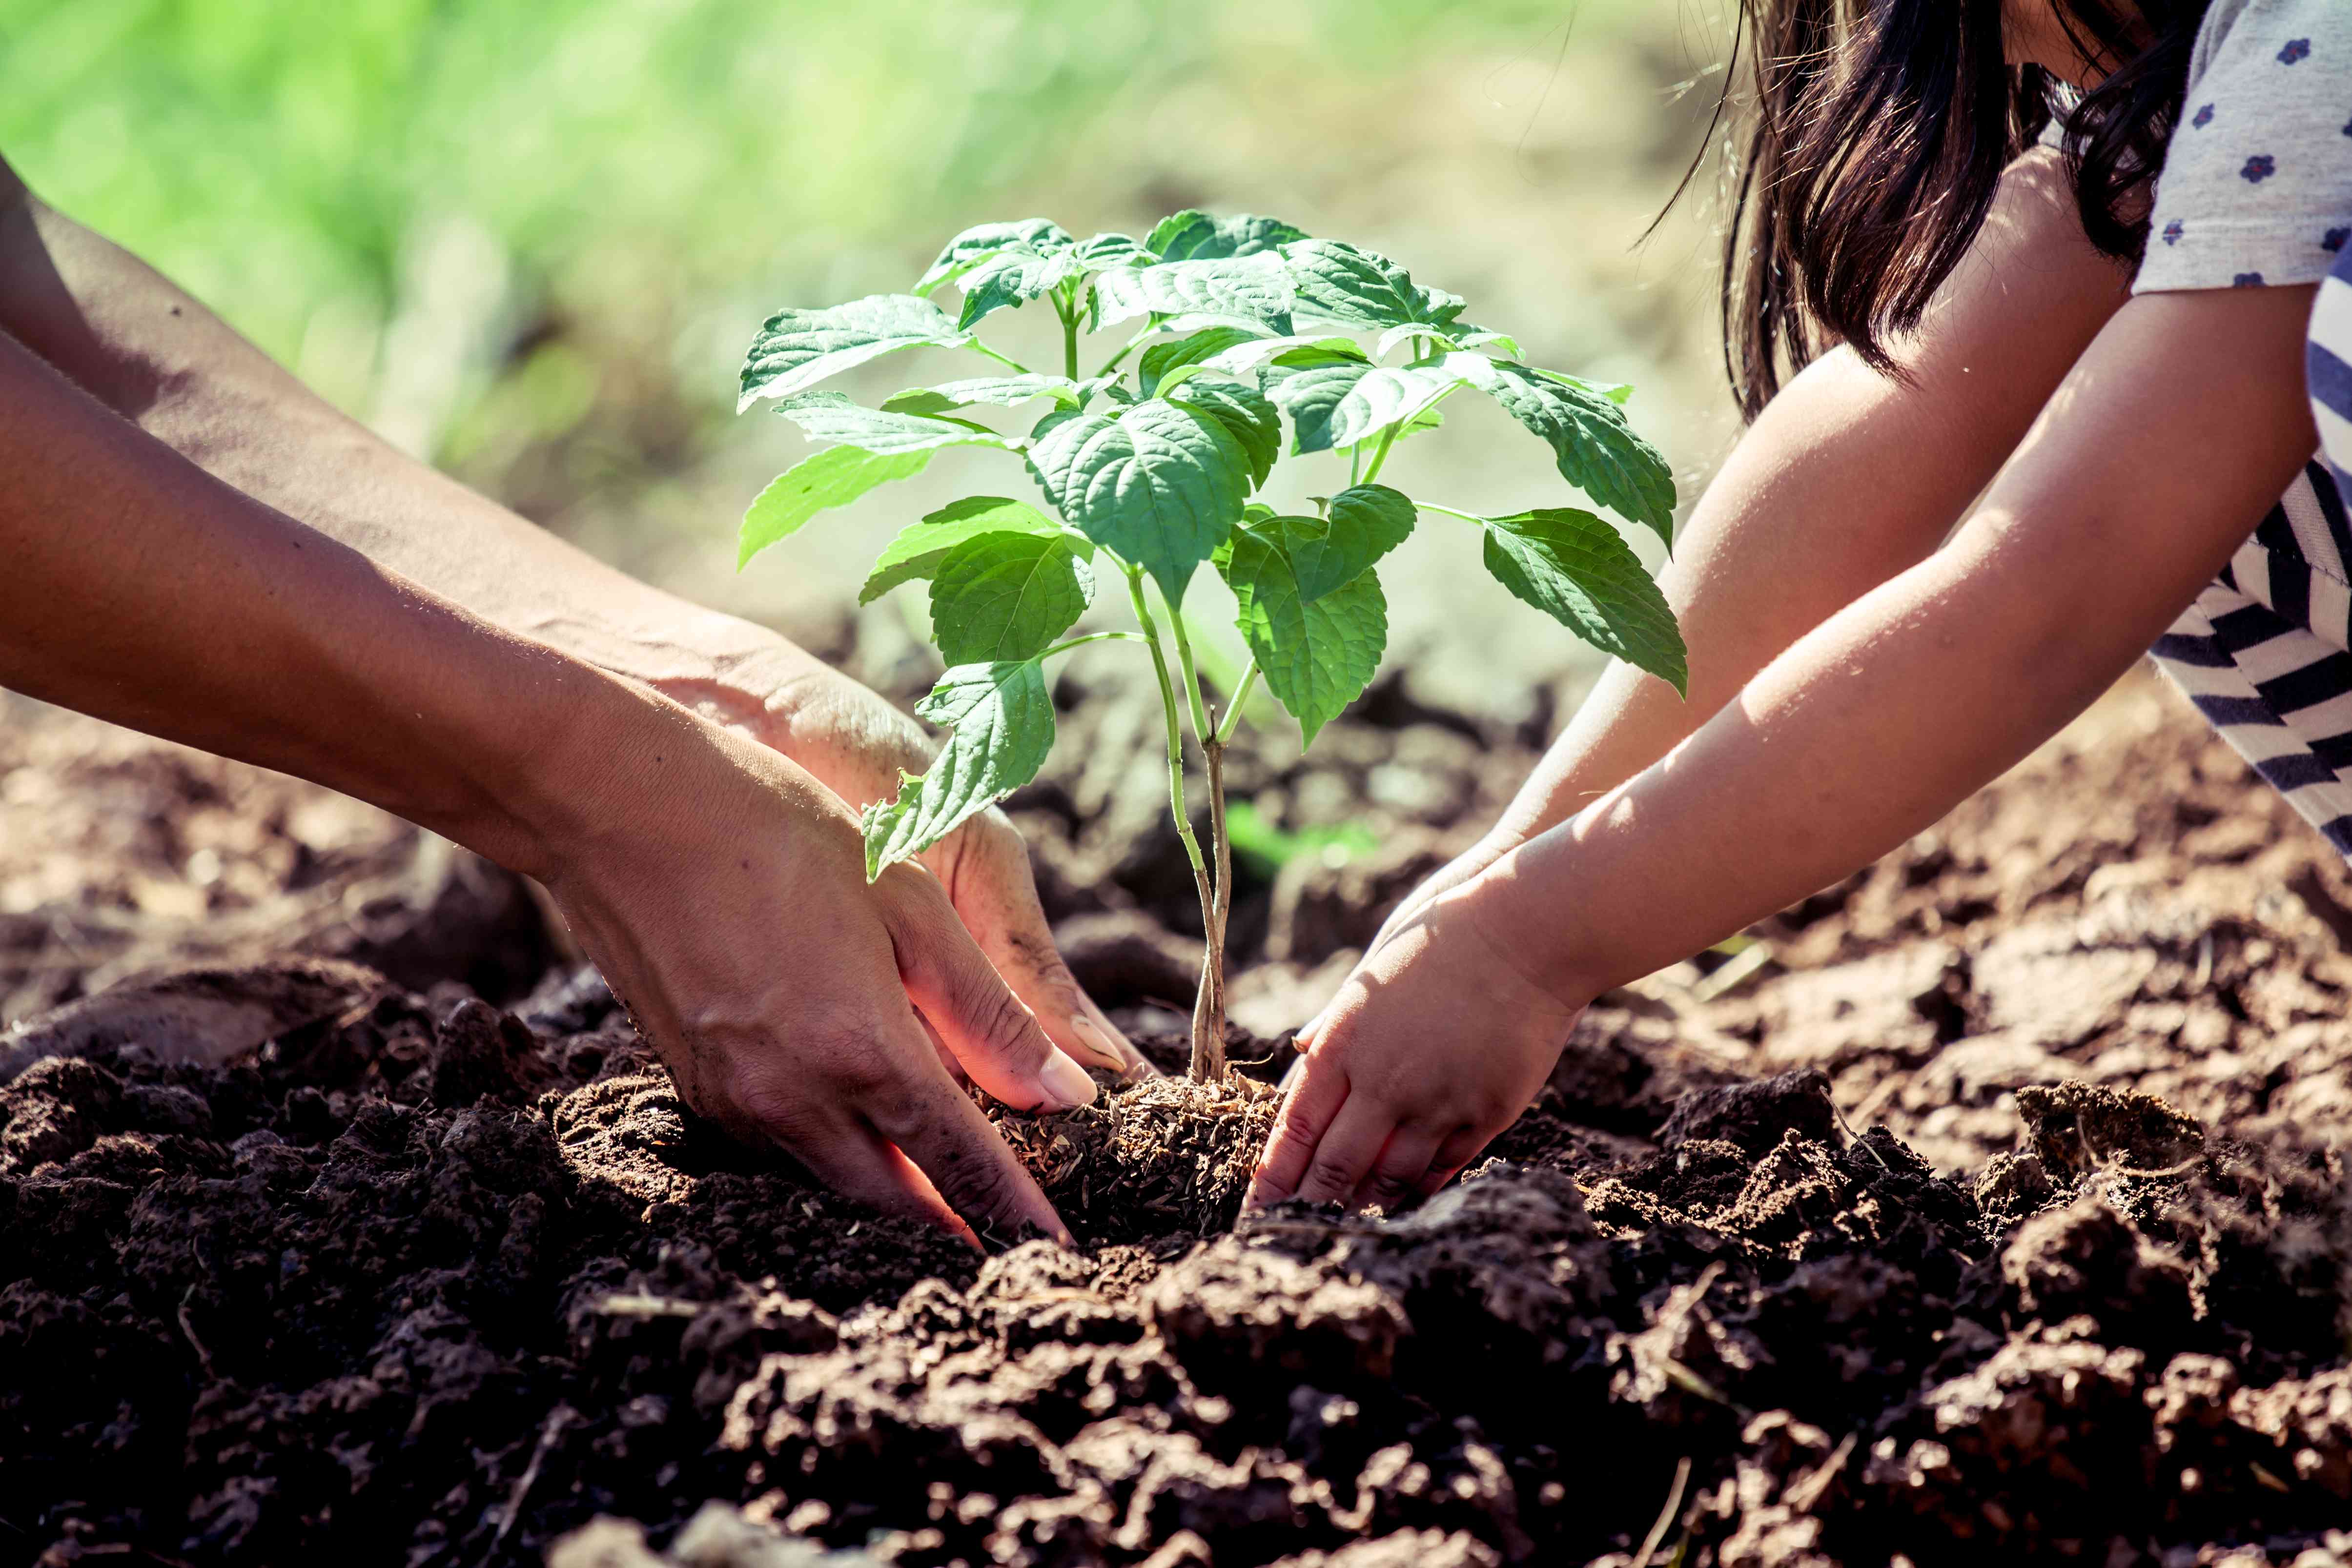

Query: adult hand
694;651;1150;1081
541;689;1096;1243
1246;874;1583;1213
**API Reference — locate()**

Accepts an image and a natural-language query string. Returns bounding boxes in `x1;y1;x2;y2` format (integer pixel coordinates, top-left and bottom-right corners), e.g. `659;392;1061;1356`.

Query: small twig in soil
1629;1455;1693;1568
483;1404;573;1566
591;1292;706;1319
177;1287;215;1378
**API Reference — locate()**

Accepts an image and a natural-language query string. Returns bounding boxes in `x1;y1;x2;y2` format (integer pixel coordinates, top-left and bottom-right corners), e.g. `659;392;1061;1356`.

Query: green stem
1421;502;1486;524
1092;326;1155;380
1160;588;1215;744
1123;567;1210;885
1213;662;1260;747
1359;422;1402;486
1041;631;1147;658
1059;301;1080;381
1350;443;1362;487
968;341;1033;376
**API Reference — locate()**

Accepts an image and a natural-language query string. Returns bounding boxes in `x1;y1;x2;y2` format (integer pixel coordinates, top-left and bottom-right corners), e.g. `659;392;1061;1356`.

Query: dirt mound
11;671;2352;1564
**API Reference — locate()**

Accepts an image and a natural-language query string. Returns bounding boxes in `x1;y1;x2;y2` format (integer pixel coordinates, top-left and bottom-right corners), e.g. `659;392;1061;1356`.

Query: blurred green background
1;0;1738;717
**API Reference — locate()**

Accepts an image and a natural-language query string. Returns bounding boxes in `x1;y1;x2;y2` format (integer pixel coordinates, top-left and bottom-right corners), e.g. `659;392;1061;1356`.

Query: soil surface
9;668;2352;1567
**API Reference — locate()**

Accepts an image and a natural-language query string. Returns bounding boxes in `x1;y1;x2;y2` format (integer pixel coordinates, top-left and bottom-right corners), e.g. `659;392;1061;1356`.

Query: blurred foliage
0;0;1733;690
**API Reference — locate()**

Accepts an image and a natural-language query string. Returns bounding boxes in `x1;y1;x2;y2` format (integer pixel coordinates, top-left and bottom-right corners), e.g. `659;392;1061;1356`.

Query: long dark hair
1689;0;2208;419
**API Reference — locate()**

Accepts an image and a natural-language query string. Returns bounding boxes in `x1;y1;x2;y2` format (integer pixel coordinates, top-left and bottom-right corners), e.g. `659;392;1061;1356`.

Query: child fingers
1248;1059;1350;1210
1414;1126;1493;1198
1353;1122;1449;1212
1287;1097;1399;1208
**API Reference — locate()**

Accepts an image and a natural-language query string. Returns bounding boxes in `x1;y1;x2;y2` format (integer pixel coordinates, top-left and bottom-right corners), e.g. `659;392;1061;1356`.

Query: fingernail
1073;1014;1145;1076
1038;1049;1098;1110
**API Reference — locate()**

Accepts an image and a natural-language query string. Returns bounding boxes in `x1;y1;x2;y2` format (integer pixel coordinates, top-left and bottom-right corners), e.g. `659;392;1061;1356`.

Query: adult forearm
0;326;632;877
0;181;820;722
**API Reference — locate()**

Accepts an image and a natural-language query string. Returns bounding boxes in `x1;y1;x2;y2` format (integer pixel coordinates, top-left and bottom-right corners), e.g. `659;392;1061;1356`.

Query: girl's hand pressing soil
1248;875;1583;1212
536;683;1096;1245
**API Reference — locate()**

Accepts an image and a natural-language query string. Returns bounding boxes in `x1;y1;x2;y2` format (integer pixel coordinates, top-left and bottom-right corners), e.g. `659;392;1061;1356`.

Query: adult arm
1254;291;2319;1213
0;154;1139;1078
0;325;1096;1243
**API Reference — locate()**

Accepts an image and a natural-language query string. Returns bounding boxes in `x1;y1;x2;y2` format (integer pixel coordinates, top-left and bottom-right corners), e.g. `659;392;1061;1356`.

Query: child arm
1255;278;2323;1212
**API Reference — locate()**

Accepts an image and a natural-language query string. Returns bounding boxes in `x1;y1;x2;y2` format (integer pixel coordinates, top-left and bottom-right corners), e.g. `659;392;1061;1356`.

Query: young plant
736;213;1684;1083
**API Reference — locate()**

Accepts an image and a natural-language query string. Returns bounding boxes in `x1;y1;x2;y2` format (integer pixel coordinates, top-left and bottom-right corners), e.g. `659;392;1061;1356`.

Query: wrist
1455;847;1609;1017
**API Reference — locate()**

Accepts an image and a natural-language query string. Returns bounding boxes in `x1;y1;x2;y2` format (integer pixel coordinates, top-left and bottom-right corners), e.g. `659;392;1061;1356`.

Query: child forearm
1491;286;2325;1011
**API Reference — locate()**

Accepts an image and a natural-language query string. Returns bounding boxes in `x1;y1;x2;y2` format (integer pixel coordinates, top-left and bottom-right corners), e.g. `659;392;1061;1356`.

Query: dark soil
9;668;2352;1567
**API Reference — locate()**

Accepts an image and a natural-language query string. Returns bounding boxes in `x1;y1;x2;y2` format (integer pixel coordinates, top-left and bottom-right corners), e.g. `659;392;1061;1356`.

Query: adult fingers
1353;1121;1450;1213
1288;1095;1400;1207
1248;1047;1350;1209
879;866;1098;1112
944;818;1151;1078
865;1069;1072;1245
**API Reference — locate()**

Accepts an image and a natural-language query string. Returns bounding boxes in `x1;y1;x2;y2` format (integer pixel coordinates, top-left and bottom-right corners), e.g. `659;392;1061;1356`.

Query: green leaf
739;447;932;569
1479;508;1686;692
1447;325;1524;359
929;532;1093;664
772;390;1021;457
1145;210;1310;262
1202;333;1369;378
1026;397;1253;607
1537;367;1634;405
1297;484;1417;598
1453;357;1676;545
1265;361;1459;455
1092;255;1296;336
1216;518;1388;745
916;219;1074;296
739;295;969;411
1075;232;1152;270
860;496;1075;604
1168;379;1281;489
1341;407;1443;461
881;375;1088;416
954;244;1085;330
1281;240;1465;332
1139;326;1267;397
860;661;1056;877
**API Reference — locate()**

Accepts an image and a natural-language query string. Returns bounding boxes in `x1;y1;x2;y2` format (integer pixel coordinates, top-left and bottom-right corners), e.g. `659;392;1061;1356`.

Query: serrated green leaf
1448;325;1524;359
1145;211;1311;262
1264;361;1459;456
739;448;933;570
859;496;1076;604
1075;232;1151;270
929;532;1093;664
916;219;1074;296
1451;357;1675;545
955;244;1085;330
1140;326;1266;397
1168;380;1281;489
1281;239;1465;332
1479;508;1685;693
1092;255;1295;336
739;295;970;410
860;661;1056;877
1202;333;1369;378
1215;519;1388;745
772;390;1021;457
1026;397;1252;607
1534;366;1634;405
881;375;1088;417
1298;484;1417;598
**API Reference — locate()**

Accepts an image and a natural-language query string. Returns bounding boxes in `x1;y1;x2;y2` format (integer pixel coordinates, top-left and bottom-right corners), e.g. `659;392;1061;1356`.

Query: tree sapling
736;212;1682;1084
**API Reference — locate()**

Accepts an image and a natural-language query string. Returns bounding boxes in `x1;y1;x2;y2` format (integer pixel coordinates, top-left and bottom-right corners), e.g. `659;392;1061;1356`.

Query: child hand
1246;874;1586;1212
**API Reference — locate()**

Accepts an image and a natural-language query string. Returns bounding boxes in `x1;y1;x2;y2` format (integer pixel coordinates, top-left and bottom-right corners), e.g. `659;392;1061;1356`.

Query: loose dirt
8;669;2352;1567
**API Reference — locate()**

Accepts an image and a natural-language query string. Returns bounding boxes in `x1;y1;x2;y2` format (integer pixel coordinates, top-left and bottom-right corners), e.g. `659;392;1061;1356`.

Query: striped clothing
2150;249;2352;855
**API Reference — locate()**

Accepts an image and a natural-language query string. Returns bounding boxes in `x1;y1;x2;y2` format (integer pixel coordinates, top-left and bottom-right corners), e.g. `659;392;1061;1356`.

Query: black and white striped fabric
2150;244;2352;856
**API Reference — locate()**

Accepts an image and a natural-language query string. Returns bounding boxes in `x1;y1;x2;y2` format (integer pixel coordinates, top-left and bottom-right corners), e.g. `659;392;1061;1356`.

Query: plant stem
1122;564;1225;1081
968;341;1033;376
1093;325;1155;380
1213;662;1260;747
1059;302;1081;381
1359;421;1402;486
1198;736;1231;1081
1162;590;1215;744
1040;630;1146;658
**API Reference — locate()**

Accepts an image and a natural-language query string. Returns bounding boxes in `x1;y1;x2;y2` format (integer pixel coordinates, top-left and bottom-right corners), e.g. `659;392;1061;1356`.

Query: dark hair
1686;0;2208;420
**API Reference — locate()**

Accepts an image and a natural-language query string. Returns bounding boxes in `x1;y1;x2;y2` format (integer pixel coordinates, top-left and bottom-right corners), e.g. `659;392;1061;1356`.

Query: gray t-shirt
2136;0;2352;293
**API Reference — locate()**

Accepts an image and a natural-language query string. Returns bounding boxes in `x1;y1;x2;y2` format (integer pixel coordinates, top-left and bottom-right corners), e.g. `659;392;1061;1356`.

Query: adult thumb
879;868;1099;1112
